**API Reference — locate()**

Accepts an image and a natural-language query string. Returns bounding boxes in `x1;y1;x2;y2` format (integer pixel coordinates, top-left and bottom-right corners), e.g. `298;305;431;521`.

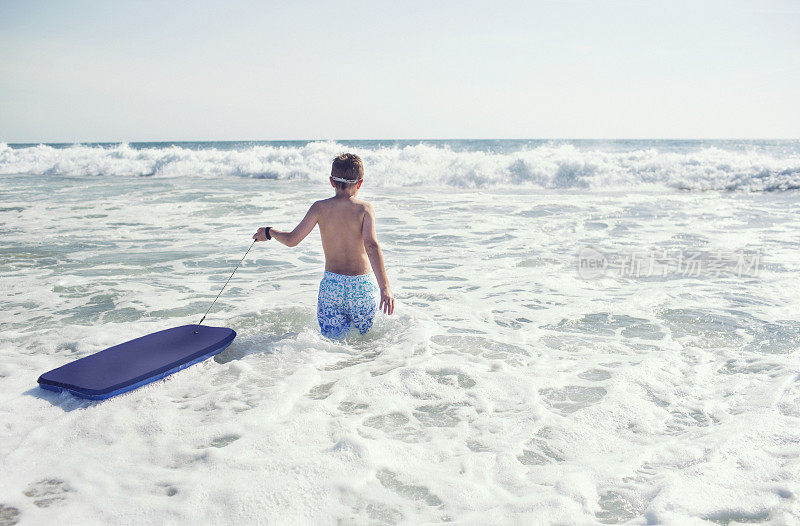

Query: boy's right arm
362;204;394;315
254;202;319;247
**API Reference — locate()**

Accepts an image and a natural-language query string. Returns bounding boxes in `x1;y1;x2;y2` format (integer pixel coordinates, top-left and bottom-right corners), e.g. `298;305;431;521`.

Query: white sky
1;0;798;142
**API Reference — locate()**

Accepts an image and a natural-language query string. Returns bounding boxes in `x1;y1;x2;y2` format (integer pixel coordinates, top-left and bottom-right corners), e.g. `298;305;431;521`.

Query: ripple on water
23;479;73;508
338;401;370;414
539;386;607;415
595;489;645;524
466;440;492;453
0;505;21;526
517;439;565;465
657;308;746;348
347;499;403;525
578;369;612;382
376;469;442;507
426;369;476;389
718;359;784;377
308;381;336;400
325;349;382;371
745;320;800;355
209;434;240;448
544;313;665;340
57;293;119;325
431;334;529;365
413;403;464;428
663;408;718;435
778;379;800;417
362;413;425;443
363;412;409;430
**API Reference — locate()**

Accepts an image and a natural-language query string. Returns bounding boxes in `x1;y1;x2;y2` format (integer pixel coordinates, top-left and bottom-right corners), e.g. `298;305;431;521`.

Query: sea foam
2;163;800;523
1;141;799;191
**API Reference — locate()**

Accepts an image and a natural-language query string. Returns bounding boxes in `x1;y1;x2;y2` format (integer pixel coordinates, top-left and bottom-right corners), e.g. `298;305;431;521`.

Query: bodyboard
37;324;235;400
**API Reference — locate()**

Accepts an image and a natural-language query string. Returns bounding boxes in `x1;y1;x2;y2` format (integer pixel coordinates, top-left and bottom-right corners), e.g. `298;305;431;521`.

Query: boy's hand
380;287;395;315
253;227;269;242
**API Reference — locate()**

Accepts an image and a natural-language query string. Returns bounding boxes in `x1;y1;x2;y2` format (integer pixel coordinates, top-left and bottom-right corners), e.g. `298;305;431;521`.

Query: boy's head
330;153;364;194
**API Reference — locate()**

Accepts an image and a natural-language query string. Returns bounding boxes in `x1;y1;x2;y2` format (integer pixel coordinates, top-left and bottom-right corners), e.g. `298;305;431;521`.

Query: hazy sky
1;0;798;141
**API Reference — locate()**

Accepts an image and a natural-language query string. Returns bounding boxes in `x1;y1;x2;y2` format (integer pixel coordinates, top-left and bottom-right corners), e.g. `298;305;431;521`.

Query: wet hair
331;153;364;190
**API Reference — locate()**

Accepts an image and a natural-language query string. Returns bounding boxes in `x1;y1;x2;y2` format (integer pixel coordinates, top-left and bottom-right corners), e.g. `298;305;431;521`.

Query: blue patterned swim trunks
317;271;379;338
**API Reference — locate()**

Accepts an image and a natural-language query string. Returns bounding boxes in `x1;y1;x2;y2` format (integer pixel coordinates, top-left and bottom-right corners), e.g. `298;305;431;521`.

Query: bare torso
316;196;371;275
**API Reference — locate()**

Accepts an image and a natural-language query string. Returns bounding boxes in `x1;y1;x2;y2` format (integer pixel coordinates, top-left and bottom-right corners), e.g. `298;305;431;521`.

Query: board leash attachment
195;239;257;332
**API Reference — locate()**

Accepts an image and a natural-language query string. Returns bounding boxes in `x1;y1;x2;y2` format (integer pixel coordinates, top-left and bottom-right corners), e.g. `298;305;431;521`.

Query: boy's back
315;196;372;276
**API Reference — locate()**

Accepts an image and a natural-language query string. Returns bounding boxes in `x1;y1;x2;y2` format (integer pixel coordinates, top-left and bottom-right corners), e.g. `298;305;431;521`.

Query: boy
253;153;394;338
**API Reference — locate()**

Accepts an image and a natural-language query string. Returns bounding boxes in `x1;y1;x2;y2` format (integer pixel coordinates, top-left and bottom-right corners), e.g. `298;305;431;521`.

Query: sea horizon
6;137;800;146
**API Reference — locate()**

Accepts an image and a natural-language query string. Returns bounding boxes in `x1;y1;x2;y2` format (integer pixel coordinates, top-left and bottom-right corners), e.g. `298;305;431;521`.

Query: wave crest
1;141;798;191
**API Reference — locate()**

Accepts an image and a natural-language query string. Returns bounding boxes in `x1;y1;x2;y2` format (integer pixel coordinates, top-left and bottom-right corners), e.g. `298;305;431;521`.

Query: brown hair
331;153;364;190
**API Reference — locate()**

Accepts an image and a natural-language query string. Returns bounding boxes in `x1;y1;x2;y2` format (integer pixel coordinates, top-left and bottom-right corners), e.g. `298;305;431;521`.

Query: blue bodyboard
37;325;236;400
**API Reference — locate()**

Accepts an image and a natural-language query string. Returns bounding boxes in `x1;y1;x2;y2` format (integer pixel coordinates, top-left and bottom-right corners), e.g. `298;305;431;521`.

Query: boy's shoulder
313;197;373;212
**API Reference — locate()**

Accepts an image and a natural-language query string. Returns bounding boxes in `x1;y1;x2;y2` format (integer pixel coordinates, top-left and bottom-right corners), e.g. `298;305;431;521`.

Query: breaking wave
1;140;799;191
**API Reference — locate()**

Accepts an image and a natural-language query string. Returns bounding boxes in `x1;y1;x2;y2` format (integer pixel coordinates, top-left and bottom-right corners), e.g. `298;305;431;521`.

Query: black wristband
265;227;272;240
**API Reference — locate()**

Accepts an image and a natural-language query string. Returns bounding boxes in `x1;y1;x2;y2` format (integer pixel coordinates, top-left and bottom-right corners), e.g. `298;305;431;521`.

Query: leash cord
196;240;256;327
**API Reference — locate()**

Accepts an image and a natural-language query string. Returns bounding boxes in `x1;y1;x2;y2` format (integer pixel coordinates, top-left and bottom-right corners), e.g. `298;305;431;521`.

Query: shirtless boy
253;153;394;338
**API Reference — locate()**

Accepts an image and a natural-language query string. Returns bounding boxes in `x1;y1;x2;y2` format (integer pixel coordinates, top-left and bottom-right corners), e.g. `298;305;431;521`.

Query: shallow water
1;141;800;524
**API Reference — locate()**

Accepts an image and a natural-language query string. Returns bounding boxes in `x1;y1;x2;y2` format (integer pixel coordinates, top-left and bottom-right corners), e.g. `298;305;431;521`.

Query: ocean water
1;140;800;525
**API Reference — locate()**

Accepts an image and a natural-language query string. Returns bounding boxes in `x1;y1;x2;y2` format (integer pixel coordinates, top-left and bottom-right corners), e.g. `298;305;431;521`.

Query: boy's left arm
254;202;318;247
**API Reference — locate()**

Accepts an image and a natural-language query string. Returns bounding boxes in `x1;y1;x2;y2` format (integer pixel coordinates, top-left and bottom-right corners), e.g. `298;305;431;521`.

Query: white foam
2;141;799;191
1;163;800;523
